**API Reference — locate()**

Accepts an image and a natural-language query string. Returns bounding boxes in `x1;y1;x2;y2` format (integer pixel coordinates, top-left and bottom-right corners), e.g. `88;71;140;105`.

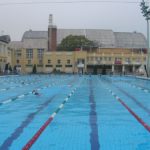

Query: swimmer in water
32;90;40;96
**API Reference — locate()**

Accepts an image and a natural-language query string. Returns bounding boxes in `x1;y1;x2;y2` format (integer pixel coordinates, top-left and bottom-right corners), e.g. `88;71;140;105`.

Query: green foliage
57;35;96;51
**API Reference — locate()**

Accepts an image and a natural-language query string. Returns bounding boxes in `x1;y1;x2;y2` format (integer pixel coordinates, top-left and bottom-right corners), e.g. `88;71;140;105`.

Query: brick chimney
48;14;57;51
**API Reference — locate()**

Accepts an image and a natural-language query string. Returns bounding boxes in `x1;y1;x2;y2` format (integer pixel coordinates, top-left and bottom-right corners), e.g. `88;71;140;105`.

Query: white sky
0;0;147;41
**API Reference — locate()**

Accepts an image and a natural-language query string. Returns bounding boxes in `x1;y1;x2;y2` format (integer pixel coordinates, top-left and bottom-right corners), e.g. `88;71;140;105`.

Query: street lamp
140;0;150;77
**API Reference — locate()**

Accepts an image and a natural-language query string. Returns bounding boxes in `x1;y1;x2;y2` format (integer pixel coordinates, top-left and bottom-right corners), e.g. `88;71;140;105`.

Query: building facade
8;15;147;75
0;35;11;73
10;47;146;75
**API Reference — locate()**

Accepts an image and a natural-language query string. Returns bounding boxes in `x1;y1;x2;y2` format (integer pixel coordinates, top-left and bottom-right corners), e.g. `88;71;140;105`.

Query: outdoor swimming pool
0;74;150;150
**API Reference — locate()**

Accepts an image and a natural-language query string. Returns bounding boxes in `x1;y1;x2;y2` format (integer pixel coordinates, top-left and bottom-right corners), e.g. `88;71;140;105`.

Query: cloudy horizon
0;0;147;41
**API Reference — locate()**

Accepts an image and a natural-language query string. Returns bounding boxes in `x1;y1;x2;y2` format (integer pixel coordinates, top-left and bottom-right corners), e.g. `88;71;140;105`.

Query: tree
32;64;37;74
57;35;96;51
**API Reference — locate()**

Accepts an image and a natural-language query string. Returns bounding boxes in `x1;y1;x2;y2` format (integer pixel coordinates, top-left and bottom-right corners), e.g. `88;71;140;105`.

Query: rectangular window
28;60;31;64
57;59;61;64
136;57;141;62
125;58;130;63
48;60;51;64
115;57;122;64
115;57;122;61
26;49;33;59
37;49;44;59
39;59;43;65
45;65;53;67
104;57;107;61
16;60;20;64
77;59;84;64
95;57;99;61
16;50;22;58
17;53;22;57
67;59;70;64
65;65;72;67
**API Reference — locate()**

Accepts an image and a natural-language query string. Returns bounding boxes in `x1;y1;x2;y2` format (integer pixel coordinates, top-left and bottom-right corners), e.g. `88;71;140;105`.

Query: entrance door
93;66;97;75
102;65;106;75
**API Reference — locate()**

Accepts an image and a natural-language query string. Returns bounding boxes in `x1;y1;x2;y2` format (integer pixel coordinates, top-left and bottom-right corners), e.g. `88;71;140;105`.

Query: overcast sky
0;0;148;41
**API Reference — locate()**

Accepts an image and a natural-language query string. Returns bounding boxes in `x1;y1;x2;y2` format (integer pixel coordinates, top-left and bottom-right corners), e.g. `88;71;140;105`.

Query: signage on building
77;63;84;68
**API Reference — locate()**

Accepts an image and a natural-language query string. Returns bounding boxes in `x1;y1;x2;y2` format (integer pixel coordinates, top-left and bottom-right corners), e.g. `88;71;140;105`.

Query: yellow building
9;45;146;75
8;15;147;75
0;35;11;73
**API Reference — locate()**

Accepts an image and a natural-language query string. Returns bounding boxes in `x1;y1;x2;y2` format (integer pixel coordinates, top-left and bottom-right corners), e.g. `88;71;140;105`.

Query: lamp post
140;0;150;77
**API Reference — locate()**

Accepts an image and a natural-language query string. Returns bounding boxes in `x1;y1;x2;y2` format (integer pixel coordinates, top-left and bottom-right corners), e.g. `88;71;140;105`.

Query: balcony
87;60;113;65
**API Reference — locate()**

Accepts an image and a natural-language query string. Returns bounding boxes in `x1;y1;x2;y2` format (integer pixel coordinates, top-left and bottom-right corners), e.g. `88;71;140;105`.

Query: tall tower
48;14;57;51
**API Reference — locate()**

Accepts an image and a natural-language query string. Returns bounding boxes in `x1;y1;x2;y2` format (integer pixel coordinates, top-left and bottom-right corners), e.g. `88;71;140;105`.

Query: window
100;57;102;61
39;59;43;65
16;60;19;64
77;59;84;64
104;57;107;61
136;57;141;63
90;57;93;61
26;49;33;59
95;57;99;61
126;58;130;63
57;59;61;64
115;58;122;64
48;60;51;64
115;57;122;61
16;50;22;58
67;59;70;64
16;53;21;57
37;49;44;59
28;60;31;64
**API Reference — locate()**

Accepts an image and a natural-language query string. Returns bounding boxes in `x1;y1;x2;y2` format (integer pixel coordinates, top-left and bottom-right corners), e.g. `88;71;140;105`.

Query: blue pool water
0;75;150;150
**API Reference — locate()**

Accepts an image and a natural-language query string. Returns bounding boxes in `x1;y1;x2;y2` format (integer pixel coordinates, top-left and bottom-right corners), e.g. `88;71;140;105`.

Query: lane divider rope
112;78;150;94
0;76;78;150
0;81;40;91
22;87;77;150
130;83;150;93
0;76;68;92
106;87;150;133
114;84;150;116
0;81;66;106
101;77;150;115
